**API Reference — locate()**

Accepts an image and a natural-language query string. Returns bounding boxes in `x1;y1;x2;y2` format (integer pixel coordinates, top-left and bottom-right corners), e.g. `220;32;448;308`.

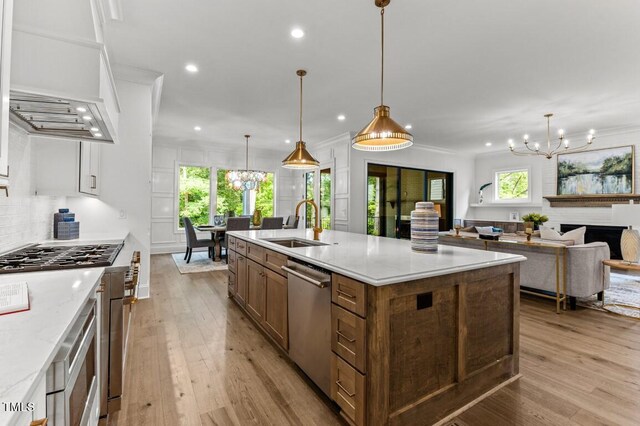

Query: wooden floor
111;254;640;426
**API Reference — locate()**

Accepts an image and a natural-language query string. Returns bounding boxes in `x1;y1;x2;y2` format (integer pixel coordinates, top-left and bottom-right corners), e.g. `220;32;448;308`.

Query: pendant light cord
546;115;551;152
245;135;249;171
299;73;303;142
380;7;385;106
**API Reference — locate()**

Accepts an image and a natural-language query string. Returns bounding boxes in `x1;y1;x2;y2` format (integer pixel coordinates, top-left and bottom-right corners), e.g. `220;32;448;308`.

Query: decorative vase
411;202;439;253
252;209;262;227
620;228;640;263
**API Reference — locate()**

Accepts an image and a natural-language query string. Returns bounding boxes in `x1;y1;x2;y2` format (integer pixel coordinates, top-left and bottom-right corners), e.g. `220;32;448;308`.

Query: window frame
175;162;214;231
493;167;531;203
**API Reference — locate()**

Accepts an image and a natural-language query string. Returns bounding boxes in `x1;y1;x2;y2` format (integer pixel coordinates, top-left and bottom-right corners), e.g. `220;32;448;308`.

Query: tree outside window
178;166;211;227
495;169;529;201
216;169;274;217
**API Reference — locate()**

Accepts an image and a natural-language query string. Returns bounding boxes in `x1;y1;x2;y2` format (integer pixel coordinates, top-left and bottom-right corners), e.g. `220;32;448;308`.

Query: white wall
150;140;300;254
348;143;475;234
66;79;154;297
0;126;66;253
471;129;640;228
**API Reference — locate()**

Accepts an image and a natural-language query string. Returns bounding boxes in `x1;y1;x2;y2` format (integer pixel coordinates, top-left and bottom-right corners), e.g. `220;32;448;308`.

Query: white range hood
9;26;120;143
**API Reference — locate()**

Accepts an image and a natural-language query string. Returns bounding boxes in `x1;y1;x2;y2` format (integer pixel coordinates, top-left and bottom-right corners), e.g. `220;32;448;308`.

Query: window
320;168;331;230
216;169;275;217
305;171;315;228
178;165;211;228
495;169;529;202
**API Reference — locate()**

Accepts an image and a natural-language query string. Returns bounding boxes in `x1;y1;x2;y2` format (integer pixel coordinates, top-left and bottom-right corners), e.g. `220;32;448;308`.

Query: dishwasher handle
281;265;330;288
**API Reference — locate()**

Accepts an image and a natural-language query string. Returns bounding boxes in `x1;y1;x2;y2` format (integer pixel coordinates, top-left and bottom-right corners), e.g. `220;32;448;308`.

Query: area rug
578;273;640;319
171;252;228;274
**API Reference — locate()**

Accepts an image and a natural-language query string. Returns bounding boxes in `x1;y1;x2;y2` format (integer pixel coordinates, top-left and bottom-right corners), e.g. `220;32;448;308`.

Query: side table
601;259;640;313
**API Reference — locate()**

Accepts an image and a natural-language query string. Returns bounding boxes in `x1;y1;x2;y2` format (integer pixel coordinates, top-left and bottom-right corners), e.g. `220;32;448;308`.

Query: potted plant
521;213;549;230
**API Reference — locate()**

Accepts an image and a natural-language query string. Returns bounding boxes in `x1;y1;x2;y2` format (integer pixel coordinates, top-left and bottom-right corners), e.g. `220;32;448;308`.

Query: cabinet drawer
228;236;236;251
228;271;236;295
332;305;367;373
332;274;367;317
247;242;265;263
228;250;237;273
264;249;287;276
235;238;247;256
331;353;366;426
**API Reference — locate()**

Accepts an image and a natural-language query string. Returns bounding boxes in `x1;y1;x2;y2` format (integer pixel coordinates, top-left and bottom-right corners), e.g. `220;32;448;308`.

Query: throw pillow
539;226;586;245
475;226;495;234
461;226;476;232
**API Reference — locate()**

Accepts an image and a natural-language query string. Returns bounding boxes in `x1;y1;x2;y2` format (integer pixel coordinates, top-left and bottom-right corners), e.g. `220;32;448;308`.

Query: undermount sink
261;238;329;248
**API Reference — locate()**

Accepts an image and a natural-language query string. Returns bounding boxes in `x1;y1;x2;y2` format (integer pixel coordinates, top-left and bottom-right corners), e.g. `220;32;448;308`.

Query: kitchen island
226;229;525;426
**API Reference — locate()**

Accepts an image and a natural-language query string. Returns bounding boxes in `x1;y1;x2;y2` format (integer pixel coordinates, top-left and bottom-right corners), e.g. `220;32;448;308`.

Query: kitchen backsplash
0;126;66;253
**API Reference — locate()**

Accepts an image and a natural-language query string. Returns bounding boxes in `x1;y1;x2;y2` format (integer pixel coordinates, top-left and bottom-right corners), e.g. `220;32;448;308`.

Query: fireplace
560;224;625;260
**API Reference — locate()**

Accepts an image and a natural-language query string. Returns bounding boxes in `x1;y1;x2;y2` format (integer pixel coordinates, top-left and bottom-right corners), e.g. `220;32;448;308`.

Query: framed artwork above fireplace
557;145;634;196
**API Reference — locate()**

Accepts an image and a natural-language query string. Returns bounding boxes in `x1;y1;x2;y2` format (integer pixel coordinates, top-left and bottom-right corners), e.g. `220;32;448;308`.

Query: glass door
320;168;331;230
304;171;315;229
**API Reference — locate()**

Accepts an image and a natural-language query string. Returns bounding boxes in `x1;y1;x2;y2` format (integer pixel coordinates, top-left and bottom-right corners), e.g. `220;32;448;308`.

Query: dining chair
183;217;216;263
284;214;299;229
221;217;251;263
261;217;284;230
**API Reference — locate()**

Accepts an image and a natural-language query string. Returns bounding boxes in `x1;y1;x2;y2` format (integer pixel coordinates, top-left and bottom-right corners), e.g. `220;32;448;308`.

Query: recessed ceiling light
485;142;492;147
337;114;346;121
82;115;92;121
285;139;291;144
404;124;412;130
185;64;198;73
291;28;304;39
76;107;86;113
94;133;102;137
90;127;99;132
194;126;201;131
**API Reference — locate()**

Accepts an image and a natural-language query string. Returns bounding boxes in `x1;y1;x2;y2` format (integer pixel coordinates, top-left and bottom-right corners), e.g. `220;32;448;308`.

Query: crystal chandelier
226;135;267;190
508;113;595;159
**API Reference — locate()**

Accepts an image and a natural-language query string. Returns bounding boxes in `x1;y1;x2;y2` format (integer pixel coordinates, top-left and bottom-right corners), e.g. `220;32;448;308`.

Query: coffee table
601;259;640;313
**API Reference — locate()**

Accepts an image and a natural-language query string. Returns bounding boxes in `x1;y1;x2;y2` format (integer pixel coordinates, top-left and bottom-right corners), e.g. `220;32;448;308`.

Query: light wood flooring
111;254;640;426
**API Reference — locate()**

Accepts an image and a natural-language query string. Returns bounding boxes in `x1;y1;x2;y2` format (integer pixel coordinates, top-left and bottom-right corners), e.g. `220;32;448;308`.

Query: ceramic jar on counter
411;201;439;253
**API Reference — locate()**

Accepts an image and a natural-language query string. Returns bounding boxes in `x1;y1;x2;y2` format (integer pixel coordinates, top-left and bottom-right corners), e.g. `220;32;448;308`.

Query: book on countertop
0;282;30;316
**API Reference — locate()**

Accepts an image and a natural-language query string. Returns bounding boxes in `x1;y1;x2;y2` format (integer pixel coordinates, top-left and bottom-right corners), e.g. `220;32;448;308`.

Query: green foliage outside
558;153;632;178
367;176;380;236
521;212;549;226
305;172;315;228
497;170;528;200
216;169;243;216
254;173;274;217
179;166;210;227
320;171;331;230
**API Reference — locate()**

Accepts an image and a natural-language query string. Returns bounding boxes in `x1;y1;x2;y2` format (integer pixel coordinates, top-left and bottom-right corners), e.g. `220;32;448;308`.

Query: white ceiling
103;0;640;154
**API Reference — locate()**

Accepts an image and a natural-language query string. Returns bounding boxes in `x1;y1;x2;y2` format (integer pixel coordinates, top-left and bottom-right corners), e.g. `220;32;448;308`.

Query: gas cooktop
0;243;123;274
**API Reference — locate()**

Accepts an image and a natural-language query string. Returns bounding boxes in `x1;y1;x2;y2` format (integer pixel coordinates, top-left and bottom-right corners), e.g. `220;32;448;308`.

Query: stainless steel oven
46;299;98;426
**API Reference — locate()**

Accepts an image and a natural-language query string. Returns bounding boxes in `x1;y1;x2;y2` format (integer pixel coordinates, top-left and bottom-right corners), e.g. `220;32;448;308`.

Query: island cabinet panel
332;274;367;317
235;238;247;256
228;236;236;252
228;249;237;273
228;270;236;296
246;260;266;322
264;249;287;276
264;268;288;350
247;242;265;263
365;263;520;426
235;254;248;307
332;353;366;426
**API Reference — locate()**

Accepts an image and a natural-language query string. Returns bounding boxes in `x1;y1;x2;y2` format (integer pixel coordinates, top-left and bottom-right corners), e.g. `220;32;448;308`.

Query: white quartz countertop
228;229;526;286
40;230;130;246
0;268;104;425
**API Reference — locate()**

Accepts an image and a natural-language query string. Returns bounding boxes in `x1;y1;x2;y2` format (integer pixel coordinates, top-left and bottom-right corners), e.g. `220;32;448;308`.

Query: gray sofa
440;234;610;311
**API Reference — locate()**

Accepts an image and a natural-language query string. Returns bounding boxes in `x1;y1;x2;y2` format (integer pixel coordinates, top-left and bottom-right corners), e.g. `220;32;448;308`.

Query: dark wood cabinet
235;254;247;307
246;260;266;322
264;269;288;350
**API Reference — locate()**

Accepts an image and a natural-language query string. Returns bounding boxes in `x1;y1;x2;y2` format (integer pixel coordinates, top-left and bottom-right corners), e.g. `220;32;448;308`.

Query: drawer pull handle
336;289;356;299
336;380;355;397
336;330;355;343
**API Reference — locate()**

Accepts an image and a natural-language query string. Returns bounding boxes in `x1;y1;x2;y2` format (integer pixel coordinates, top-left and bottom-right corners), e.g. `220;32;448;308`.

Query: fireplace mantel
544;194;640;207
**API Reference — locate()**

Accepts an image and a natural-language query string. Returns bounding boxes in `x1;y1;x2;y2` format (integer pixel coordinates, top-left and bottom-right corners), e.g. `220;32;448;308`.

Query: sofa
440;233;610;311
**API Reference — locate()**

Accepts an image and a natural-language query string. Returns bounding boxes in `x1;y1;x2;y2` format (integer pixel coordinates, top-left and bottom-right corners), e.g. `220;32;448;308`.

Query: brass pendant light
282;70;320;169
352;0;413;151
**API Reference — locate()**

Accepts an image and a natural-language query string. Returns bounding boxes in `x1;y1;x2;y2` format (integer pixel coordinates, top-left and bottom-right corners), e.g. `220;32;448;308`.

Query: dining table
195;224;261;261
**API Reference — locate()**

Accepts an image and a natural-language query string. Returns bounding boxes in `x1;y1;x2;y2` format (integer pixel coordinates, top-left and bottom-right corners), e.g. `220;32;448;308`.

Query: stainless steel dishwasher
282;259;332;397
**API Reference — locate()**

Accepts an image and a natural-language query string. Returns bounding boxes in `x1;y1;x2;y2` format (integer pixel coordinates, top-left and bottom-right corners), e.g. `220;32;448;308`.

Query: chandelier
226;135;267;190
508;113;595;159
352;0;413;151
